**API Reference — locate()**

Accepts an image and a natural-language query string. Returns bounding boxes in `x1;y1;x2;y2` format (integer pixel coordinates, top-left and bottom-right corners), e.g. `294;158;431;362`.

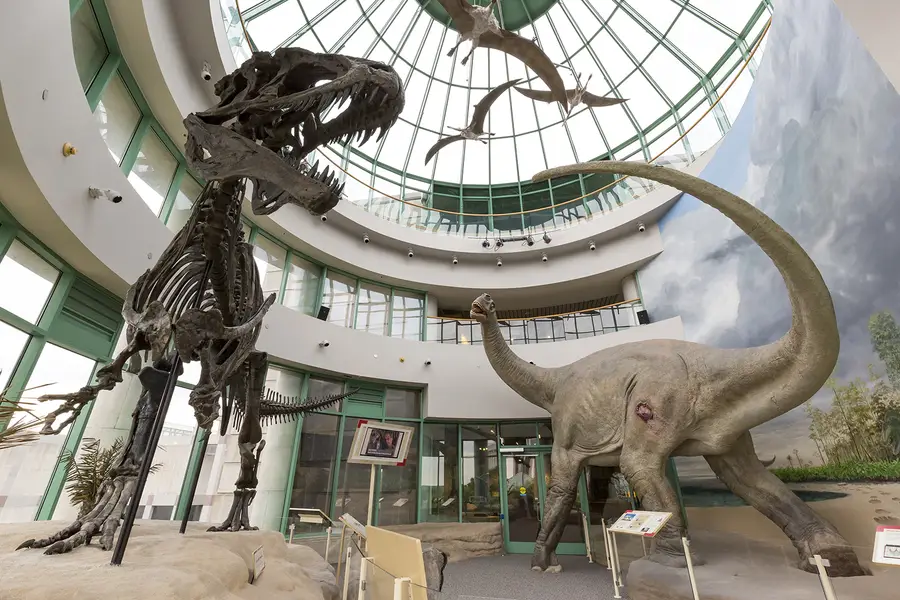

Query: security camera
88;187;123;204
424;359;432;366
363;233;370;244
320;214;328;222
452;256;458;265
589;240;596;251
542;232;552;244
318;340;330;348
481;239;491;249
201;61;212;81
496;257;503;267
638;222;646;233
407;248;414;258
541;253;548;263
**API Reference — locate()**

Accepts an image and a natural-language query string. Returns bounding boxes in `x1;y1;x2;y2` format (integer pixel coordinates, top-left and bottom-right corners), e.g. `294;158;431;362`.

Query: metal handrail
426;297;641;323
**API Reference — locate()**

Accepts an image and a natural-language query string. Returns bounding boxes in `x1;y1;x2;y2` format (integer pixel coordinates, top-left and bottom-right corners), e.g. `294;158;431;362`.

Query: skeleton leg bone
17;358;179;554
705;432;869;577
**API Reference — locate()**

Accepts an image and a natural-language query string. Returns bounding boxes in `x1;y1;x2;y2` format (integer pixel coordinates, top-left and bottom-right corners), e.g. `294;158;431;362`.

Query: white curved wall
0;0;685;422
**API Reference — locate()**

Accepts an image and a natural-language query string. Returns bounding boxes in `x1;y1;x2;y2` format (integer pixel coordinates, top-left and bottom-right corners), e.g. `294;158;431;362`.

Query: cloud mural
639;0;900;479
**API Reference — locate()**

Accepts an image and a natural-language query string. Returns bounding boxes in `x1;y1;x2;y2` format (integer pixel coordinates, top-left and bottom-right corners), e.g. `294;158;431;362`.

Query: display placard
249;544;265;583
340;512;368;539
608;510;672;537
347;419;415;466
873;525;900;566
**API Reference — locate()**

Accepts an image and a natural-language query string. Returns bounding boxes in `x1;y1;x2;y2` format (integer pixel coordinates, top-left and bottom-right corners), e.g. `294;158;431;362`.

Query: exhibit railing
426;299;645;345
219;2;772;238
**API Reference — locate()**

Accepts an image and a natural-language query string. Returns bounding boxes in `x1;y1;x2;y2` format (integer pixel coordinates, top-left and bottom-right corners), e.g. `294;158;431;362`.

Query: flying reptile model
425;78;520;165
438;0;568;111
515;73;627;114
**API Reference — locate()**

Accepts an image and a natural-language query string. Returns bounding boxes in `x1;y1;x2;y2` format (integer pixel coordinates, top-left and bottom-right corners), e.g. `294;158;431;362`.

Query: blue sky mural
639;0;900;476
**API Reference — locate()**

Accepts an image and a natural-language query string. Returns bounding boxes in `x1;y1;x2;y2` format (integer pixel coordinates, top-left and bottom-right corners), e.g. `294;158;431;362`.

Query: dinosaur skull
184;48;405;216
470;293;496;323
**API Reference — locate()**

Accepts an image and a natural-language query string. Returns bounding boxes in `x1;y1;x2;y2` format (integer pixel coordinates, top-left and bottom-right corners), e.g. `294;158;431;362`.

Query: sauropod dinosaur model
470;160;869;578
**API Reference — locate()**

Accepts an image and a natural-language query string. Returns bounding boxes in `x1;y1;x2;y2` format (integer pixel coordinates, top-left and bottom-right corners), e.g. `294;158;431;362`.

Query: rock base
385;522;502;562
625;530;900;600
0;520;338;600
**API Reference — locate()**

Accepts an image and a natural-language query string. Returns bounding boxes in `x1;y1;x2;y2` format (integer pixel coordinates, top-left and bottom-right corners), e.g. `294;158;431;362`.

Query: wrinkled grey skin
472;161;869;578
19;48;404;554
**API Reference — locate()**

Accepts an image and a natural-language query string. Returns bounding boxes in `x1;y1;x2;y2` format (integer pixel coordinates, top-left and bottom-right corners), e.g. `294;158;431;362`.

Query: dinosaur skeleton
16;48;403;555
424;78;519;164
438;0;568;111
515;72;628;114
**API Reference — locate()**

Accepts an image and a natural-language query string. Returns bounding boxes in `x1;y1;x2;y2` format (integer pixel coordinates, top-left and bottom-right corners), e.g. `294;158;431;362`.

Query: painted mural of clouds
640;0;900;477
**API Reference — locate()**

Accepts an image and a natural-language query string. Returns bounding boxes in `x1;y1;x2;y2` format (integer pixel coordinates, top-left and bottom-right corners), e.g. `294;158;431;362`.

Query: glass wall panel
71;0;108;92
252;235;287;300
355;282;390;336
166;176;203;233
289;412;341;533
283;255;321;316
0;344;96;522
499;422;538;446
127;131;178;215
93;74;141;165
0;240;60;324
390;291;424;340
321;272;357;328
334;417;373;523
377;421;418;525
0;321;29;391
307;376;345;411
384;388;420;419
420;423;458;522
460;423;500;522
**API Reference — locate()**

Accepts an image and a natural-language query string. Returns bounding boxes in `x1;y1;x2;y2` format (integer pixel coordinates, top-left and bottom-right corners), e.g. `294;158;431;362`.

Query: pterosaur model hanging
438;0;568;110
425;78;520;164
15;48;405;555
515;73;627;113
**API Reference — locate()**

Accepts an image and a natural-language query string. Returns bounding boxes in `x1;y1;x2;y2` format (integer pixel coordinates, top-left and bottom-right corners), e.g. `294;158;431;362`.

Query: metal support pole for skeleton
288;523;295;544
342;544;353;600
336;526;347;583
359;556;372;600
812;555;838;600
682;536;701;600
325;526;332;561
367;464;376;526
179;428;210;534
610;530;623;599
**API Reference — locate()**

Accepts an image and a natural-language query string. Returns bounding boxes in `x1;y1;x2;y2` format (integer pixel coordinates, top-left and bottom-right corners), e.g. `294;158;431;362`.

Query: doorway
500;452;588;555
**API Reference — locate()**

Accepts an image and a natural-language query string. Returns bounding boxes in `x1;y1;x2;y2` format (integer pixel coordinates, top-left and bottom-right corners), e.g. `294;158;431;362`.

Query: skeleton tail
233;388;359;429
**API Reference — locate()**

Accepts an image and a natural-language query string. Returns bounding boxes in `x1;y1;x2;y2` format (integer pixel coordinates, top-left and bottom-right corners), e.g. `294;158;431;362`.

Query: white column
621;273;639;301
250;368;305;531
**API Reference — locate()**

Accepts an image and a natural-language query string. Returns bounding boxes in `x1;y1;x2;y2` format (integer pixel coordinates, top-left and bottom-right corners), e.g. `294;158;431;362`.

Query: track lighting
407;247;414;258
589;240;596;251
541;252;548;262
496;257;503;267
482;239;491;249
542;232;552;244
495;239;504;248
363;233;370;244
526;235;535;246
452;256;458;265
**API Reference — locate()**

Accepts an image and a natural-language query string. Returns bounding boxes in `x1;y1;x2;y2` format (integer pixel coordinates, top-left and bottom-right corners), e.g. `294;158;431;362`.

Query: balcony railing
427;299;645;345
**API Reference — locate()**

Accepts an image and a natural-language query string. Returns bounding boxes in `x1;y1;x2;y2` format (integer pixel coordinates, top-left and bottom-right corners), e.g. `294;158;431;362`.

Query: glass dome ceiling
230;0;771;234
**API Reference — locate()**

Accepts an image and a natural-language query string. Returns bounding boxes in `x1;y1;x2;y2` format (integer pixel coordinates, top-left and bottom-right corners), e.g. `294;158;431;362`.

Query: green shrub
771;460;900;483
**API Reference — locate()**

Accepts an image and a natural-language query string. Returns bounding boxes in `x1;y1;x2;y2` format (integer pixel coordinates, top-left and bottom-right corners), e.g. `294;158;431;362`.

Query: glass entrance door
501;453;587;554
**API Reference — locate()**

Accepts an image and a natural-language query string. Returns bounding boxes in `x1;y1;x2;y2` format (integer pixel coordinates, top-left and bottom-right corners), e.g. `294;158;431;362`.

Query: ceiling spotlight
496;257;503;268
363;233;370;244
452;256;458;265
482;239;491;249
318;340;330;348
525;235;535;246
541;252;548;262
495;239;504;248
542;232;552;244
589;240;596;251
320;214;328;222
638;222;646;233
407;247;414;258
424;359;432;366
